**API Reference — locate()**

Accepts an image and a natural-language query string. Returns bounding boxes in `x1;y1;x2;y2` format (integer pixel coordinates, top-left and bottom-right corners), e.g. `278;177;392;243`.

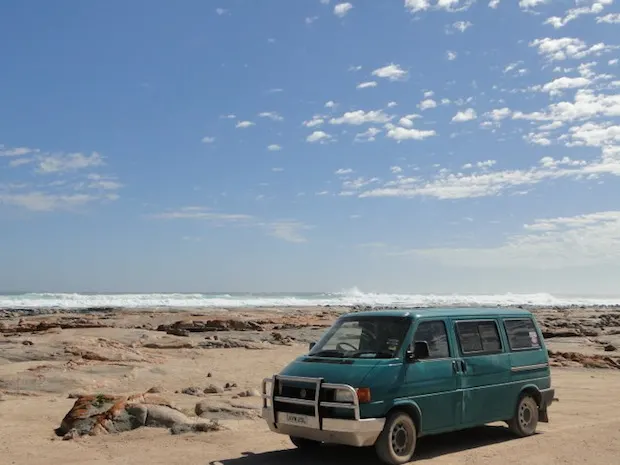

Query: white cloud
306;16;319;24
215;8;228;15
477;160;497;168
371;63;409;81
357;81;378;89
405;0;430;12
152;206;311;243
486;108;512;121
405;0;474;13
489;0;500;8
447;20;472;33
391;166;404;174
609;59;619;66
399;114;421;127
452;108;477;122
265;221;312;243
533;76;592;96
424;91;435;98
387;101;398;108
597;13;620;23
325;100;337;108
0;145;39;157
259;111;284;121
202;136;215;143
267;144;282;151
152;206;253;222
348;65;362;72
385;124;437;141
38;152;104;174
0;144;121;213
519;0;547;10
503;61;523;74
335;168;353;175
334;2;353;17
350;145;620;201
236;120;255;128
9;158;34;167
512;89;620;123
539;121;564;131
530;37;617;61
355;127;382;142
418;99;437;110
87;174;122;191
401;211;620;269
303;115;325;128
569;122;620;147
545;0;613;28
446;51;457;60
220;114;236;119
306;130;333;143
330;109;392;125
524;132;553;146
0;192;101;212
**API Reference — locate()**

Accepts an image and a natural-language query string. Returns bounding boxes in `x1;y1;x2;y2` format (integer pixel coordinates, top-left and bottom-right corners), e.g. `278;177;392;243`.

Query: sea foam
1;288;619;309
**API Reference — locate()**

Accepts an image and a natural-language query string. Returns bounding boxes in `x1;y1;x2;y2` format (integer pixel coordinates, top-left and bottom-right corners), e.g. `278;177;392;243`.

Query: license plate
285;413;308;425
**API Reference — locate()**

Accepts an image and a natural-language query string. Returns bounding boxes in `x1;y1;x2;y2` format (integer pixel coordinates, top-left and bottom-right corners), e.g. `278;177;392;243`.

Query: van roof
340;307;534;320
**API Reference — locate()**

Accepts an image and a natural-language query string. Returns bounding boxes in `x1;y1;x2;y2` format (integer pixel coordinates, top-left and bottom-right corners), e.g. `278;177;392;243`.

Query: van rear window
456;320;502;355
504;318;541;350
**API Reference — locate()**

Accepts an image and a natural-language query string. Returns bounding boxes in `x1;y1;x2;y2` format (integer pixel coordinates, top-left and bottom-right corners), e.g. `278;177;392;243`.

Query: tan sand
1;306;620;464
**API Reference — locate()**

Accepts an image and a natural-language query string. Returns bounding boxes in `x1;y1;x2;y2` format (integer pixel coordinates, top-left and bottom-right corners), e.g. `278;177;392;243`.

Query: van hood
278;355;383;387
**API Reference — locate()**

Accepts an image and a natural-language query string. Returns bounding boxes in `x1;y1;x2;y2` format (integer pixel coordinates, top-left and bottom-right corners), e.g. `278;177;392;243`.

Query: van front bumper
262;406;384;447
261;375;385;447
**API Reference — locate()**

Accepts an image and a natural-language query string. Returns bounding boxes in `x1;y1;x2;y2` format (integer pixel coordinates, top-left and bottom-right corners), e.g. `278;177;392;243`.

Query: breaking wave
1;288;619;310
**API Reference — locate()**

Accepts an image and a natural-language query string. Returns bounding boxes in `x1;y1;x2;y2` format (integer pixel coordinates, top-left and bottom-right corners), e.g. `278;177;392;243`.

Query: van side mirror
406;341;430;362
309;342;316;351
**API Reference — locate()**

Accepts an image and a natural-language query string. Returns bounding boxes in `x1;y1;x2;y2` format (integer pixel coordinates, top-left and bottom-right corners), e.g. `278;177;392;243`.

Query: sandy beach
2;305;620;464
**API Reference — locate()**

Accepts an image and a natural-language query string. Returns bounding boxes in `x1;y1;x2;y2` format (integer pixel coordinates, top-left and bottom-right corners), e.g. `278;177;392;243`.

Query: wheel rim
390;421;413;456
518;400;533;431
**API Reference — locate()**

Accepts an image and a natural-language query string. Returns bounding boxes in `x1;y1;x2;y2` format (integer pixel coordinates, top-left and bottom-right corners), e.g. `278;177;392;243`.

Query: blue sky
1;0;620;294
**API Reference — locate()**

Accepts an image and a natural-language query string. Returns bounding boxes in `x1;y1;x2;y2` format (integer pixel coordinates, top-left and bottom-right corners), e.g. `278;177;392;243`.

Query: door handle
460;360;467;372
452;360;461;373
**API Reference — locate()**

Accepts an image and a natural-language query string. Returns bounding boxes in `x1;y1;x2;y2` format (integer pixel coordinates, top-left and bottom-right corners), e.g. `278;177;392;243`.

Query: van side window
413;321;450;359
504;318;541;350
456;320;502;355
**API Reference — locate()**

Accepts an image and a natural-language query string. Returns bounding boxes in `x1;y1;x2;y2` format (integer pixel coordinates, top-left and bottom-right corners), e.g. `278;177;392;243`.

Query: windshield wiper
309;349;345;358
349;350;394;359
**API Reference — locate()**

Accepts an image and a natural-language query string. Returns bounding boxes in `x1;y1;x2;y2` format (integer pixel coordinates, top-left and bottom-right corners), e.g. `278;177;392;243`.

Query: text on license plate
285;414;308;425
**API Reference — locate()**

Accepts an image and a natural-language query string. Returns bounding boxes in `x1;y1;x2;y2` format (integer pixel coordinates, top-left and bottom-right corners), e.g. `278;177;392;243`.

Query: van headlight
334;389;355;403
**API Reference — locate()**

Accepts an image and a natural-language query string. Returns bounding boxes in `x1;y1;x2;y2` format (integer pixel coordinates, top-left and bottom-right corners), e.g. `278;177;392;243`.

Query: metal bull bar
261;374;361;429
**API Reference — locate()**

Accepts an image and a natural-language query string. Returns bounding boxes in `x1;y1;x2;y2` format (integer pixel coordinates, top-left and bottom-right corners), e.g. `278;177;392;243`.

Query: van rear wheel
289;436;321;449
508;394;539;437
375;411;417;465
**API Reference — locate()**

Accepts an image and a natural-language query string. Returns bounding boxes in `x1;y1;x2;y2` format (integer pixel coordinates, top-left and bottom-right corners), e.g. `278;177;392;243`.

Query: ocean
1;288;620;310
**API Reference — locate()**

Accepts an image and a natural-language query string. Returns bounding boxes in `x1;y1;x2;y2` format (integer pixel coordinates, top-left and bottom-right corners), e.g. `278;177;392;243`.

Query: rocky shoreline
1;305;619;370
1;304;620;464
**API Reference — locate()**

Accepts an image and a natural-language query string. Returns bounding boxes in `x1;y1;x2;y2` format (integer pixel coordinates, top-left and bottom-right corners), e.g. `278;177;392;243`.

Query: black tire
289;436;321;449
375;411;417;465
508;394;539;437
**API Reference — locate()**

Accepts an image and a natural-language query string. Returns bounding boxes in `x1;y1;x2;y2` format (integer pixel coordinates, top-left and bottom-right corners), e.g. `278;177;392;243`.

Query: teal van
261;307;555;464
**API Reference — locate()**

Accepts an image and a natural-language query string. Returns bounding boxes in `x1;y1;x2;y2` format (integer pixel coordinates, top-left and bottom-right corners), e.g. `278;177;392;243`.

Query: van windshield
308;315;411;359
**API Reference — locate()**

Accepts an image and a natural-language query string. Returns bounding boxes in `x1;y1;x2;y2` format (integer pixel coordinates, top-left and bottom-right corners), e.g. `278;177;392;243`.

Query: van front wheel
508;394;539;437
375;411;417;465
